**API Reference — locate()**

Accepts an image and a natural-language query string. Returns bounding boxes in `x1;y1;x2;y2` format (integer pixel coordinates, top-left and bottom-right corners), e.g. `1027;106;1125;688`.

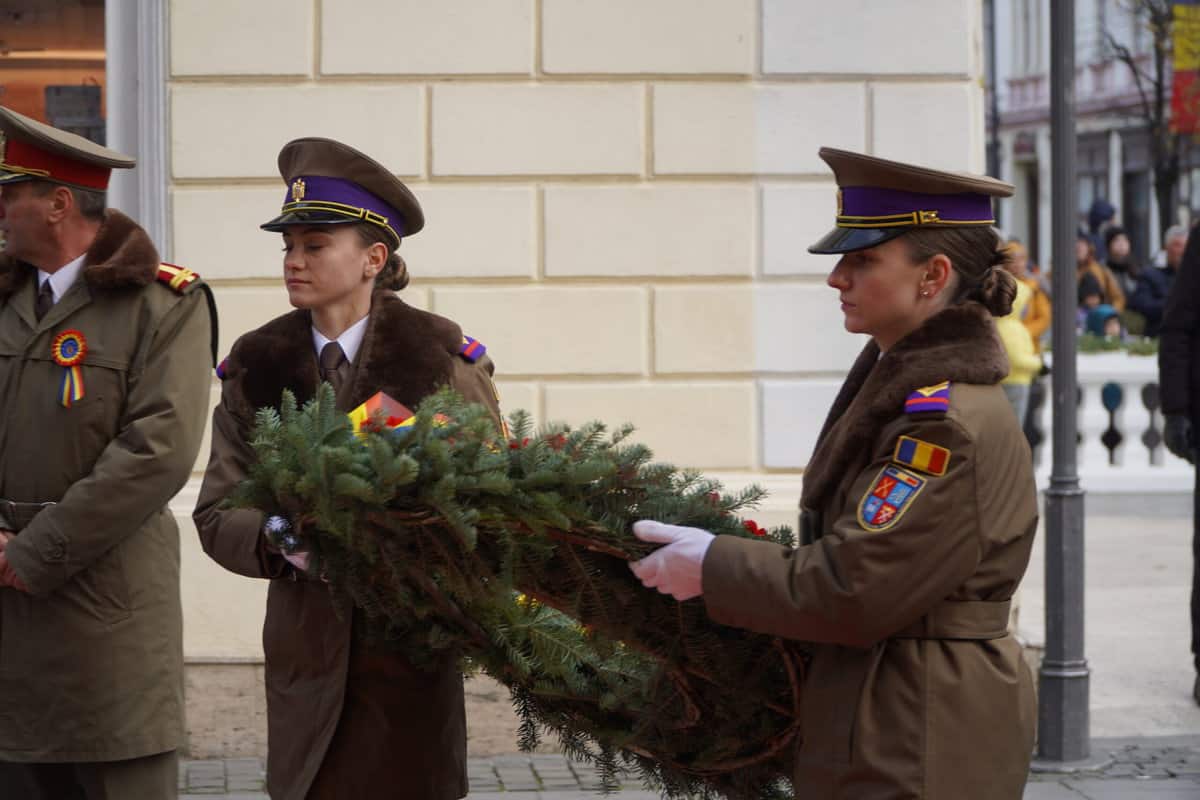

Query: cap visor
260;208;401;248
260;208;362;232
807;226;908;255
0;171;36;185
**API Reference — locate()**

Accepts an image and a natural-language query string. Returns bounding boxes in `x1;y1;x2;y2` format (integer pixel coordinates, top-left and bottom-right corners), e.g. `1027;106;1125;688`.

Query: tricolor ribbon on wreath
51;329;87;407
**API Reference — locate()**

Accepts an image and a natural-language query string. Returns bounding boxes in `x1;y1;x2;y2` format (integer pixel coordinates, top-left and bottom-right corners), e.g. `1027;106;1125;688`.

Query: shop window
0;1;106;143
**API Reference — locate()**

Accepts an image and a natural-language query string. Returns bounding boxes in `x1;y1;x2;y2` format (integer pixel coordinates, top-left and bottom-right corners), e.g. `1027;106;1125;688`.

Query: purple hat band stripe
837;186;994;228
281;175;405;239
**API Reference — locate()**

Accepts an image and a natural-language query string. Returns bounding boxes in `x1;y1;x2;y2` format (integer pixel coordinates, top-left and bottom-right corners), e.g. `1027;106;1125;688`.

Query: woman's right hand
282;551;311;572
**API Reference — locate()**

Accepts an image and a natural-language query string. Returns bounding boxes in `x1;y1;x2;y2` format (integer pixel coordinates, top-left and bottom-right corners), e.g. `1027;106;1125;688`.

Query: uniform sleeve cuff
702;535;766;631
3;529;70;596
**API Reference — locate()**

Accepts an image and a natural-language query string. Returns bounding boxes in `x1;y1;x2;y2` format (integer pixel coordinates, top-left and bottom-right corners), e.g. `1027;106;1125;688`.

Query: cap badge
291;178;306;202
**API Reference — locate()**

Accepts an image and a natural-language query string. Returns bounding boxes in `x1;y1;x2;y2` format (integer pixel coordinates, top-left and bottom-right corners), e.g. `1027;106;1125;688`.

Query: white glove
628;520;715;601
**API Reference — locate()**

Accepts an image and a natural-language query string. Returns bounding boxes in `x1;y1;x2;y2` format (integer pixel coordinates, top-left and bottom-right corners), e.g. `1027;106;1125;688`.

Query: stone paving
181;736;1200;798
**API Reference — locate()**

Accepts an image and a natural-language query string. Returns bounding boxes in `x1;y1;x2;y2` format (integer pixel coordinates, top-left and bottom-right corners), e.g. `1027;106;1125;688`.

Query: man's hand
628;521;715;602
0;532;29;592
1165;414;1196;464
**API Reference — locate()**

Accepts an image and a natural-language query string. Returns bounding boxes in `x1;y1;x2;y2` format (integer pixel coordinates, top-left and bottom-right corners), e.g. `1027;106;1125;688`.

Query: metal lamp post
1038;0;1091;764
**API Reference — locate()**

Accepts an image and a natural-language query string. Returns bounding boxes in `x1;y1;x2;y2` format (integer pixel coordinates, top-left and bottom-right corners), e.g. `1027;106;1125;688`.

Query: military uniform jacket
703;303;1037;799
0;210;214;761
1158;224;1200;418
193;290;502;800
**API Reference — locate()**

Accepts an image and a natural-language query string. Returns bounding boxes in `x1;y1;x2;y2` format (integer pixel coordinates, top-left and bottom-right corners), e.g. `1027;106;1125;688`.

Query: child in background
996;279;1043;422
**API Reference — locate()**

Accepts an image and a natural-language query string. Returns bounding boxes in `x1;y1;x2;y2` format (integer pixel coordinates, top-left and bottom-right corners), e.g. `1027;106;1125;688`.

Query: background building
1;0;989;755
993;0;1200;268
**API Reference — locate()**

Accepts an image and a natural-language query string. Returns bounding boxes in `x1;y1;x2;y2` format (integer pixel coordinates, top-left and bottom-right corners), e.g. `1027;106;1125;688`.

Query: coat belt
892;599;1011;640
0;499;55;531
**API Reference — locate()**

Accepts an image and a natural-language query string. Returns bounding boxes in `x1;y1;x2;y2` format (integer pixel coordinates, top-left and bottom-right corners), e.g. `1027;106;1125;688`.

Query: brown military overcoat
703;302;1037;799
0;210;213;761
193;290;502;800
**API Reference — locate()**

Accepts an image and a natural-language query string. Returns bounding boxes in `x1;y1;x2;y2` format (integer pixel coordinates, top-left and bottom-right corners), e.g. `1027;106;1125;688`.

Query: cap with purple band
808;147;1014;255
274;175;405;246
836;186;995;228
260;137;424;248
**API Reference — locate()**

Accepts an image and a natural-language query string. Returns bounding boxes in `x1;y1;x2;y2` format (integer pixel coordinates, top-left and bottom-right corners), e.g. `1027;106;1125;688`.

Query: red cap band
2;138;112;190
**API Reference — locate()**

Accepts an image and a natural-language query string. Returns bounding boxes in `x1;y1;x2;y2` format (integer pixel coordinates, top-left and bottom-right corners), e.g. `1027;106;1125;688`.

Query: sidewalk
182;736;1200;798
1018;513;1200;739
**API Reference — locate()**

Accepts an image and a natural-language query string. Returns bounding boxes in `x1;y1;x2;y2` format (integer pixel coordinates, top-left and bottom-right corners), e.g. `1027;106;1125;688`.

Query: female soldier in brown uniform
193;138;501;800
630;148;1037;799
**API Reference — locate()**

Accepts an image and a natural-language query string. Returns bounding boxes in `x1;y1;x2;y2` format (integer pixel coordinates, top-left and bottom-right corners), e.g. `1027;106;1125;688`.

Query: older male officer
0;106;215;799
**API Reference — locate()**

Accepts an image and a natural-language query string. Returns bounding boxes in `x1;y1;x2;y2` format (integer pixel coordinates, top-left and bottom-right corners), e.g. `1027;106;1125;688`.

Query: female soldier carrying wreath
630;148;1037;799
193;138;501;800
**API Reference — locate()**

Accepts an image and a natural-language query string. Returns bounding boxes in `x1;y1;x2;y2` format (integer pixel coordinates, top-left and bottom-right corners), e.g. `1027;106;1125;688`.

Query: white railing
1032;352;1193;493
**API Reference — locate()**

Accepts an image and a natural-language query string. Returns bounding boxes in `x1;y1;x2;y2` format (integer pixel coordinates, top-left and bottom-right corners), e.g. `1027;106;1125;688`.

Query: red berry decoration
743;520;767;537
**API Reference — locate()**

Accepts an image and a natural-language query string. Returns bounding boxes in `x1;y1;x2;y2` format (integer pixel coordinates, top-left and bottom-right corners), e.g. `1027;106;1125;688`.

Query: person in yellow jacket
996;279;1043;422
1005;239;1051;351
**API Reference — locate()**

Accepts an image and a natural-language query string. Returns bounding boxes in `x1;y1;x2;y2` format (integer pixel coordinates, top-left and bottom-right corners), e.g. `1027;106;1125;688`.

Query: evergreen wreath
230;384;808;799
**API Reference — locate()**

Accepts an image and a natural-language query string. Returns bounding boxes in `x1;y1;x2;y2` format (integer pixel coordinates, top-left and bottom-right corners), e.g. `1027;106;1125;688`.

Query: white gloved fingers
633;520;690;544
629;554;662;583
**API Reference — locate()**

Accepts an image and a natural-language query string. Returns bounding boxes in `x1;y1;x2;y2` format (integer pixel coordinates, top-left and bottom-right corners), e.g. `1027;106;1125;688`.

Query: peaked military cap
0;105;134;191
808;147;1014;255
260;137;423;249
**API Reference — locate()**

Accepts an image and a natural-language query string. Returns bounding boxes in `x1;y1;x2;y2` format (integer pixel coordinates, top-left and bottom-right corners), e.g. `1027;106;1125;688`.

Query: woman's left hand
628;521;715;601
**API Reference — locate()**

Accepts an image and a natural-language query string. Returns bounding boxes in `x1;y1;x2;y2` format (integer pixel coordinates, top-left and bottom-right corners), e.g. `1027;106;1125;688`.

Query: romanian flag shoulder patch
904;380;951;414
892;435;951;477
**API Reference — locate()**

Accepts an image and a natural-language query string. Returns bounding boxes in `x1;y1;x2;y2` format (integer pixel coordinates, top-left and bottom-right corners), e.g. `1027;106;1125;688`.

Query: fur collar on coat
800;302;1009;511
0;209;159;301
225;290;464;414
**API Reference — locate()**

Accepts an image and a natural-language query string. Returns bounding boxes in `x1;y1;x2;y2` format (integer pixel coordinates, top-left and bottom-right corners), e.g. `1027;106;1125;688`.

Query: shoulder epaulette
904;380;952;414
156;262;201;293
458;335;487;363
158;262;219;368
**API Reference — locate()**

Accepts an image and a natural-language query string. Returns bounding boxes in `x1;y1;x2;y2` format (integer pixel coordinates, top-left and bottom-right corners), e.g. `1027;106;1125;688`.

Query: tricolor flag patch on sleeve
858;464;927;532
892;435;951;476
905;380;951;413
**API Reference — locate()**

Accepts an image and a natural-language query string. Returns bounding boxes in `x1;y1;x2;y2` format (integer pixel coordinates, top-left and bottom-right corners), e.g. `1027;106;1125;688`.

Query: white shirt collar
37;253;87;306
312;314;369;365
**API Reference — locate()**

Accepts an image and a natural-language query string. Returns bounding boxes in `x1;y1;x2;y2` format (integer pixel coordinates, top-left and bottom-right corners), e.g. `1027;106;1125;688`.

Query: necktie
35;280;54;322
319;341;349;395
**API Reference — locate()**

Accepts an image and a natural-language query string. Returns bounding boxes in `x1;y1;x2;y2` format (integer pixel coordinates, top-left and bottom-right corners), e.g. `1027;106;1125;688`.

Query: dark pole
1039;0;1090;763
985;0;1002;225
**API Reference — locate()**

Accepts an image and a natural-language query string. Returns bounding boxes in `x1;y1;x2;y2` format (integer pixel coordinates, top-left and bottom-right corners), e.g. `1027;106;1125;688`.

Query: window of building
0;1;106;142
1077;132;1111;220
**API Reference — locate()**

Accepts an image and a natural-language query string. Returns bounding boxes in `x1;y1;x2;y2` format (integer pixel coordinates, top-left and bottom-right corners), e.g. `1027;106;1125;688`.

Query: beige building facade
0;0;989;754
164;0;987;659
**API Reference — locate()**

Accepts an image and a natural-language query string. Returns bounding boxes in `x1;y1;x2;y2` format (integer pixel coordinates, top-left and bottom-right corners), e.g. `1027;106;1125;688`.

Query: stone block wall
167;0;985;682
